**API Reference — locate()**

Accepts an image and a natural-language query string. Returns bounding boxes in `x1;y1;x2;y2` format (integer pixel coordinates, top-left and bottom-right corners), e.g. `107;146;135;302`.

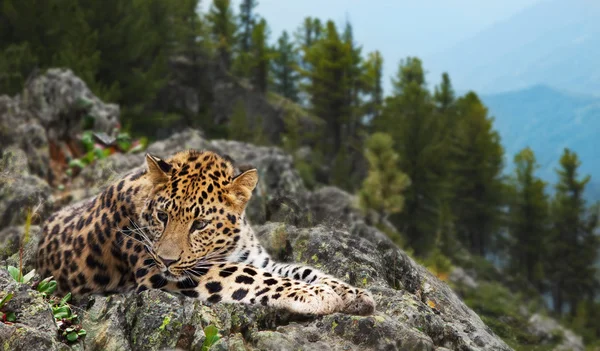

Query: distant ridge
481;84;600;201
425;0;600;96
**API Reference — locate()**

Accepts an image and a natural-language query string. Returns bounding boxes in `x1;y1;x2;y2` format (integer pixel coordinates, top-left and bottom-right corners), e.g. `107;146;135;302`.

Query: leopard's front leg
246;251;376;316
133;260;344;315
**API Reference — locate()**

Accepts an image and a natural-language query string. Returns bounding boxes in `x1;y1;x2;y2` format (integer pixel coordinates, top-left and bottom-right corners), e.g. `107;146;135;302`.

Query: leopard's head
139;149;258;280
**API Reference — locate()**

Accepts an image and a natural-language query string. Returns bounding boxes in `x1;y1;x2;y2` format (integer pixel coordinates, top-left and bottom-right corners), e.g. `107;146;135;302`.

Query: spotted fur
36;150;375;315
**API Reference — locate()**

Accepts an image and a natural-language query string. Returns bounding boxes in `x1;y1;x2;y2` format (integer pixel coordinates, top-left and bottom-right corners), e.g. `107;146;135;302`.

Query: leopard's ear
225;168;258;212
146;153;172;184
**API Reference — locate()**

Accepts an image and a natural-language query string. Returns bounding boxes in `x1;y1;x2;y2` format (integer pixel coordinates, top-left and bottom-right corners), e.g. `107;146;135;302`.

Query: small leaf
81;131;95;151
0;293;13;308
68;159;86;169
7;266;21;282
22;269;36;284
66;331;78;342
37;281;48;291
45;281;58;294
78;329;87;336
201;324;221;351
6;312;16;322
60;292;72;306
53;306;71;319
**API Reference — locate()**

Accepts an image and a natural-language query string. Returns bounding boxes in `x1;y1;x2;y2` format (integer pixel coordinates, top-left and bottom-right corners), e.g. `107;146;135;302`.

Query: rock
83;295;132;351
0;220;510;351
16;121;51;180
449;267;479;290
0;270;69;351
0;95;36;151
24;68;120;141
306;186;359;226
528;314;584;351
2;225;41;269
250;223;513;351
0;145;54;229
0;226;22;261
0;170;53;228
0;68;122;187
1;146;30;175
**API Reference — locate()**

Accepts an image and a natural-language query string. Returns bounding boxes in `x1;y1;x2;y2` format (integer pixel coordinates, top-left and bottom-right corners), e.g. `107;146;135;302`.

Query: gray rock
24;68;120;141
528;314;584;351
0;169;53;228
84;295;132;351
0;270;70;351
0;146;30;175
0;95;36;151
3;225;42;269
0;68;121;187
0;226;22;260
16;122;51;180
449;267;479;290
0;220;511;351
253;223;511;351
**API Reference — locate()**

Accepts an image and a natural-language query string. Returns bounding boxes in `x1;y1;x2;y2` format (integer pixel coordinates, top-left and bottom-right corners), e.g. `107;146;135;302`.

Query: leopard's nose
159;257;177;267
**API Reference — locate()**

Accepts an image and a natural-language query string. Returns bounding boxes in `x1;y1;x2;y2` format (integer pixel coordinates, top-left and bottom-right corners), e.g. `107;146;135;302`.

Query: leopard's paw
342;287;376;315
316;278;376;315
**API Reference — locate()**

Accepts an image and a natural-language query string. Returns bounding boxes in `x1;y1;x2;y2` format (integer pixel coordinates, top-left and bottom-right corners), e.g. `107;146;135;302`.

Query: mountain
425;0;600;96
481;85;600;201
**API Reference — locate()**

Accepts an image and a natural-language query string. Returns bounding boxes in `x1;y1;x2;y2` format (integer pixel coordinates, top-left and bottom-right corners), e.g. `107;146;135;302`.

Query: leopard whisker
117;230;154;254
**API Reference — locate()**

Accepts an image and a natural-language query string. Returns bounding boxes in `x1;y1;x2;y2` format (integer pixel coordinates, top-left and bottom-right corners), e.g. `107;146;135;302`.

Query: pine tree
547;149;599;315
375;57;450;255
359;132;411;223
0;0;99;94
80;0;186;134
301;20;352;159
450;92;505;256
271;31;300;102
238;0;258;52
294;17;324;106
362;51;384;123
391;57;425;94
507;147;549;290
207;0;237;70
341;21;366;149
434;72;455;113
228;99;253;141
248;18;272;93
295;17;324;50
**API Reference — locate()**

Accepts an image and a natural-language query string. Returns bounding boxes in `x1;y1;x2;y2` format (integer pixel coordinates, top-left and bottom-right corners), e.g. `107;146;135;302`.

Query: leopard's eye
191;219;208;232
157;211;169;224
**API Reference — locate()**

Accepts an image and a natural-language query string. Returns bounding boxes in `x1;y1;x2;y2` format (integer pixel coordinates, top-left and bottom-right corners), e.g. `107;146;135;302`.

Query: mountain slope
481;85;600;201
425;0;600;95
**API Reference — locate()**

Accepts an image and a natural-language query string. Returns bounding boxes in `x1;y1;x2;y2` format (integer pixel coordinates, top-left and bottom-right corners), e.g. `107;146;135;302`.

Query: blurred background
1;0;599;348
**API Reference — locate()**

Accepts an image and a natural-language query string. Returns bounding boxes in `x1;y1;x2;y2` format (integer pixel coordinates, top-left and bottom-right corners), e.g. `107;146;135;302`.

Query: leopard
36;149;376;316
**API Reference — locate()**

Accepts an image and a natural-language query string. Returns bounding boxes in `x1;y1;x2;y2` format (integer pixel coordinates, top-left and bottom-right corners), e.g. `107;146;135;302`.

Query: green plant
51;292;87;343
35;276;58;297
67;128;147;176
7;266;35;284
201;324;221;351
0;293;16;323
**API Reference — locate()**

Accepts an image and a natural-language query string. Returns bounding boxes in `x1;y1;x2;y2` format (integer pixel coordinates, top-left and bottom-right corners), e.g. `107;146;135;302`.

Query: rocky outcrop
0;69;581;351
0;68;120;186
1;124;516;350
528;314;584;351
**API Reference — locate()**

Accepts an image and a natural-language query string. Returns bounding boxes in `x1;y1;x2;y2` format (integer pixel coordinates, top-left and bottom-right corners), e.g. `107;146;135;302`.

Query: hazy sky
200;0;544;93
